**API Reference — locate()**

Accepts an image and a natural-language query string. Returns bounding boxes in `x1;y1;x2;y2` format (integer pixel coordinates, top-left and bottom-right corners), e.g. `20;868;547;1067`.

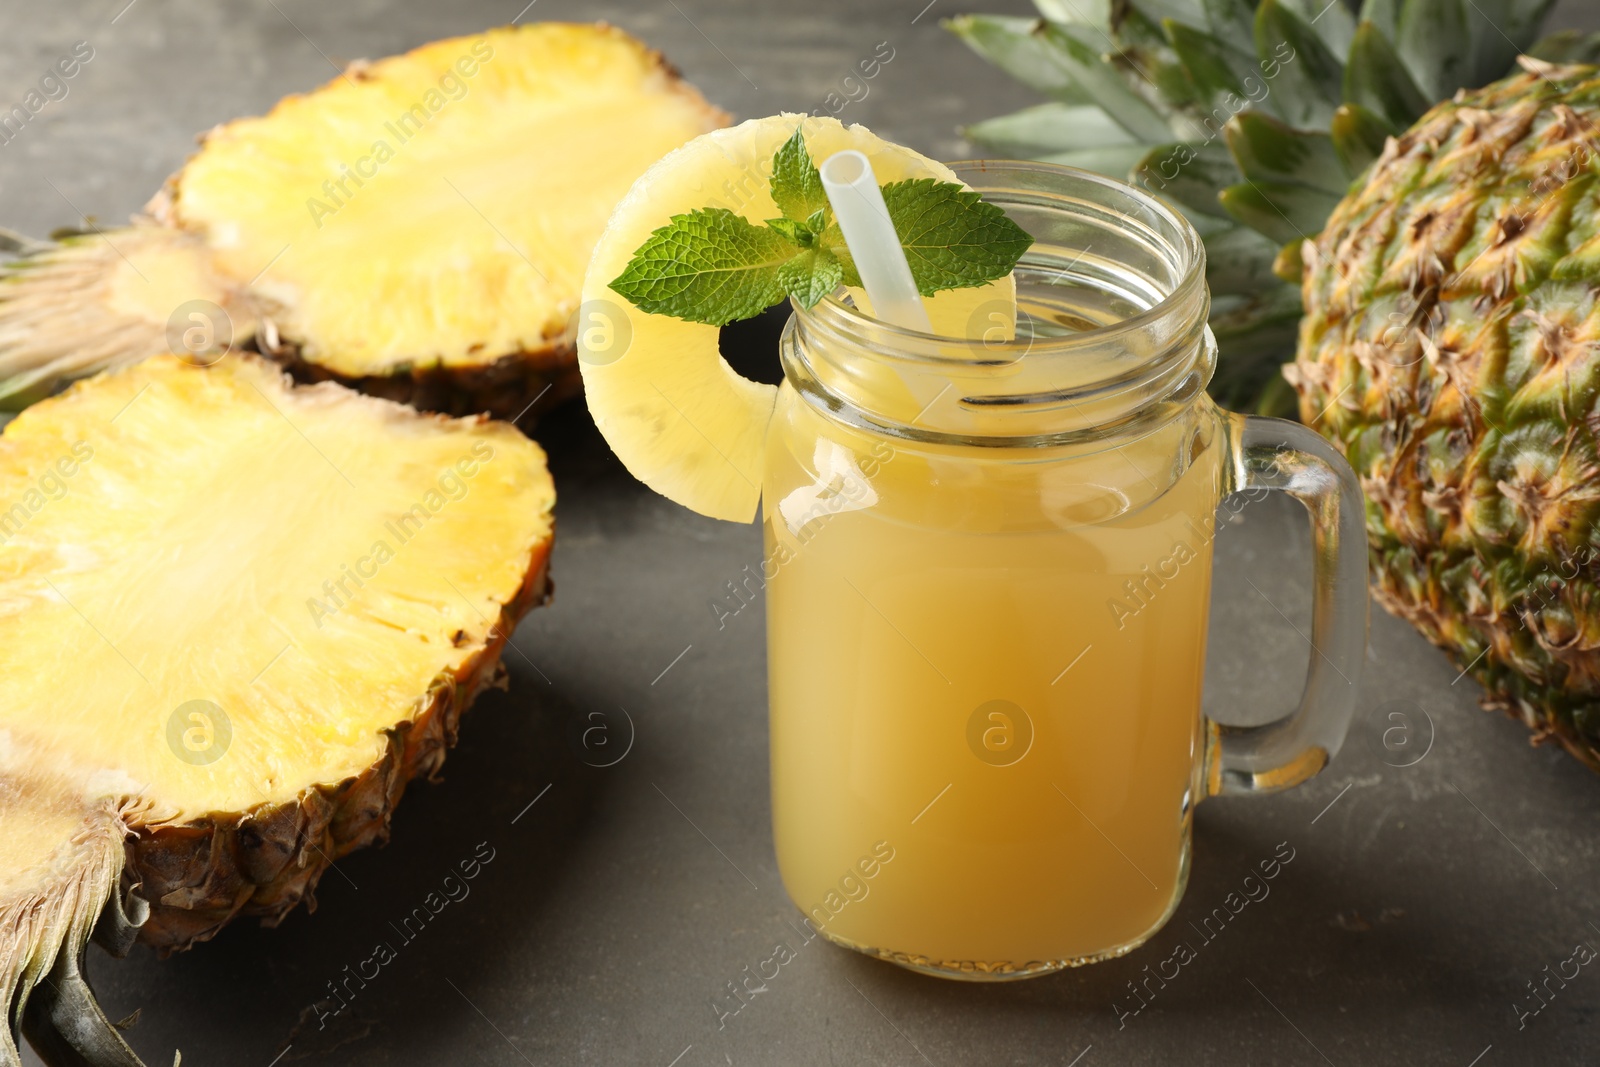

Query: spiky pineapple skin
1288;60;1600;769
129;552;551;951
266;341;583;426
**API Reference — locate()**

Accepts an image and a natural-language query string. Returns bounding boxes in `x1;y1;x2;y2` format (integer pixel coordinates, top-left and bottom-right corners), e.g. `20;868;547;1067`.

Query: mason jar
762;160;1367;979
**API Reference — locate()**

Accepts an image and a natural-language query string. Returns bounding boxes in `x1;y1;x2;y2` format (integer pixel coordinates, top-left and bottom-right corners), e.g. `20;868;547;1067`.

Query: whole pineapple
1287;59;1600;769
948;0;1570;412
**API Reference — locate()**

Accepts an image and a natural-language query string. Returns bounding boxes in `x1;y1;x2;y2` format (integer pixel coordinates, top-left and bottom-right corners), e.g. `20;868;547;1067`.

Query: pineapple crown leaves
948;0;1559;245
608;128;1033;327
945;0;1560;413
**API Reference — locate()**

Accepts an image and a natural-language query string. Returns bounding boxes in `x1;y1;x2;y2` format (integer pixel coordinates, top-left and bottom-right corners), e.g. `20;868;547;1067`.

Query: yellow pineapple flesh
0;353;554;1064
0;23;728;421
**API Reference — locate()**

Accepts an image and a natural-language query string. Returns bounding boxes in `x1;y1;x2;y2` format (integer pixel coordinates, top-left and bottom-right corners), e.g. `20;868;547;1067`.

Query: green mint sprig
608;128;1032;327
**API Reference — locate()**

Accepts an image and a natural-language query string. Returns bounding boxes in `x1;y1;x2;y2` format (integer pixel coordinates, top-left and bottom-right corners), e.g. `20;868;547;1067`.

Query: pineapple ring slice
578;113;1016;523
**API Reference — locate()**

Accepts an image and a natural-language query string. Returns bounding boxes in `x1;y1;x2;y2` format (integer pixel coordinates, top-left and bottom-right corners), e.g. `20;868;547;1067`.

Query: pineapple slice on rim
0;354;554;1065
578;113;1016;523
0;23;727;421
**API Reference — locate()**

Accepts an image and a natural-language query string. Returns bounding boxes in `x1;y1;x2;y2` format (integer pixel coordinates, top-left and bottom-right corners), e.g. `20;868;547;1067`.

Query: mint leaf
611;133;1033;328
879;179;1033;296
767;209;833;247
766;217;812;245
609;208;798;326
777;247;843;308
770;128;829;224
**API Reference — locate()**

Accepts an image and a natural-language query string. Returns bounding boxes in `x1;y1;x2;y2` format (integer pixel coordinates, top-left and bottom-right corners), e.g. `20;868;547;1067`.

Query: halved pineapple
578;113;1015;522
0;354;554;1065
0;23;727;421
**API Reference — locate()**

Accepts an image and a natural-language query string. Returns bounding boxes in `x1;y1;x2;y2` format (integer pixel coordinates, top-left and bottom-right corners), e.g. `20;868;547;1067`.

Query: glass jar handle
1206;413;1369;796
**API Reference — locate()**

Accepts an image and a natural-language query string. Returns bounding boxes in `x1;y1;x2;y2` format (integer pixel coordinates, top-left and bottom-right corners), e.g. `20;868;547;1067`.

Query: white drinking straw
819;151;933;334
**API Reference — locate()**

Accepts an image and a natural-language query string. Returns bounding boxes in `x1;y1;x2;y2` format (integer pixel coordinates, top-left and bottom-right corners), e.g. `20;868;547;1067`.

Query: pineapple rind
269;333;585;425
1289;60;1600;769
135;554;549;950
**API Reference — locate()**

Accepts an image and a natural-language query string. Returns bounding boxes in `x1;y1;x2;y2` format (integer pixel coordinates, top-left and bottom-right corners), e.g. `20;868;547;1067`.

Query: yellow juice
764;387;1226;974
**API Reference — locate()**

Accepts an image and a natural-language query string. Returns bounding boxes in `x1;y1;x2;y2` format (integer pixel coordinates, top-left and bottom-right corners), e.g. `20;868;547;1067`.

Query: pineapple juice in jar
762;161;1367;979
764;305;1225;973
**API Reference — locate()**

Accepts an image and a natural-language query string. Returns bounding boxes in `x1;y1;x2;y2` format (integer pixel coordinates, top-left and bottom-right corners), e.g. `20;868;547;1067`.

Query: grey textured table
6;1;1600;1064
